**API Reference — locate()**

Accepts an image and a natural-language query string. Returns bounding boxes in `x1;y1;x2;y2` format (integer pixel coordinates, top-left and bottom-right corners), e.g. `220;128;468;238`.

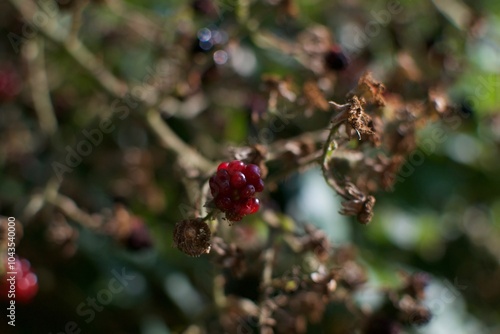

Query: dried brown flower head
330;96;376;141
339;182;376;224
173;218;211;256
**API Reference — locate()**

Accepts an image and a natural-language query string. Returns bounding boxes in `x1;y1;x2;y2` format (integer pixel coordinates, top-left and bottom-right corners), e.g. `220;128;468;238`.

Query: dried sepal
303;80;329;116
173;218;211;257
349;72;386;107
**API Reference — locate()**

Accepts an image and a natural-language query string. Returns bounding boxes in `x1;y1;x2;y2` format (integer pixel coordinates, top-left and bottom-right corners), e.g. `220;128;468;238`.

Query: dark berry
253;179;264;192
209;176;218;195
230;172;246;188
215;197;232;211
226;211;243;222
216;169;230;181
126;218;153;251
244;164;261;184
240;184;255;198
324;45;349;71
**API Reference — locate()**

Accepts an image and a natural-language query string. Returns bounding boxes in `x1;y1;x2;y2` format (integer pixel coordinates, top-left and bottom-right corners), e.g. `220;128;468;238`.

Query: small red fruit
210;160;264;222
0;257;38;303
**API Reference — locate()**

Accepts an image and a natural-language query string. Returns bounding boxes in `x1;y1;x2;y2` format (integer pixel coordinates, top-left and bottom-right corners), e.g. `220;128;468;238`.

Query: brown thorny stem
320;98;377;224
321;101;353;197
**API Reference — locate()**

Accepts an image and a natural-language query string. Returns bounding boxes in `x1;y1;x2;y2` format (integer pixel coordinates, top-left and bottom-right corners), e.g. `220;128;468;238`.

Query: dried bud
398;295;432;325
340;261;368;289
402;272;430;300
357;195;376;224
173;218;211;257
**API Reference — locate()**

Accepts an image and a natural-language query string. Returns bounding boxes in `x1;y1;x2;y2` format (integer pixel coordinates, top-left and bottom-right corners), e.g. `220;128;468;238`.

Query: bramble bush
1;0;500;333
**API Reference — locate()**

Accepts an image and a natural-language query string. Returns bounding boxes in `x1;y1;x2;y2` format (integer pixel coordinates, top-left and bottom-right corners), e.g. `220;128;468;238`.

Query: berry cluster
209;160;264;222
1;257;38;303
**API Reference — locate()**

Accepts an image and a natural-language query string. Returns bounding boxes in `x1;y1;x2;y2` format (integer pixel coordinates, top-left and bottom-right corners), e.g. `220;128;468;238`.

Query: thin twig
23;38;58;136
67;0;90;43
146;109;214;173
46;193;101;229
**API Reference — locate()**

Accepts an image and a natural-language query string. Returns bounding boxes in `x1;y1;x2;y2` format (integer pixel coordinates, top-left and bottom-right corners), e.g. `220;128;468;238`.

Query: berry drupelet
209;160;264;222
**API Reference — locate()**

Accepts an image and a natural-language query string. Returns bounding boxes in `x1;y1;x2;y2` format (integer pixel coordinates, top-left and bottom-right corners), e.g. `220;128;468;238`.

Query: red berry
228;160;245;172
217;162;229;171
209;160;264;221
247;198;260;214
239;197;257;215
230;172;246;188
0;257;38;303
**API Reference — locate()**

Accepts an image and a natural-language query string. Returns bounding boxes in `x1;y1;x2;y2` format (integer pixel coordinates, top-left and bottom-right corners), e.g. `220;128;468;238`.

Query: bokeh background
0;0;500;333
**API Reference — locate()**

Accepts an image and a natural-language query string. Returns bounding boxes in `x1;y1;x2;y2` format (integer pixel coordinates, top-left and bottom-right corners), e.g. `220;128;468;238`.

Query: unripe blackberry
173;219;211;256
210;160;264;222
